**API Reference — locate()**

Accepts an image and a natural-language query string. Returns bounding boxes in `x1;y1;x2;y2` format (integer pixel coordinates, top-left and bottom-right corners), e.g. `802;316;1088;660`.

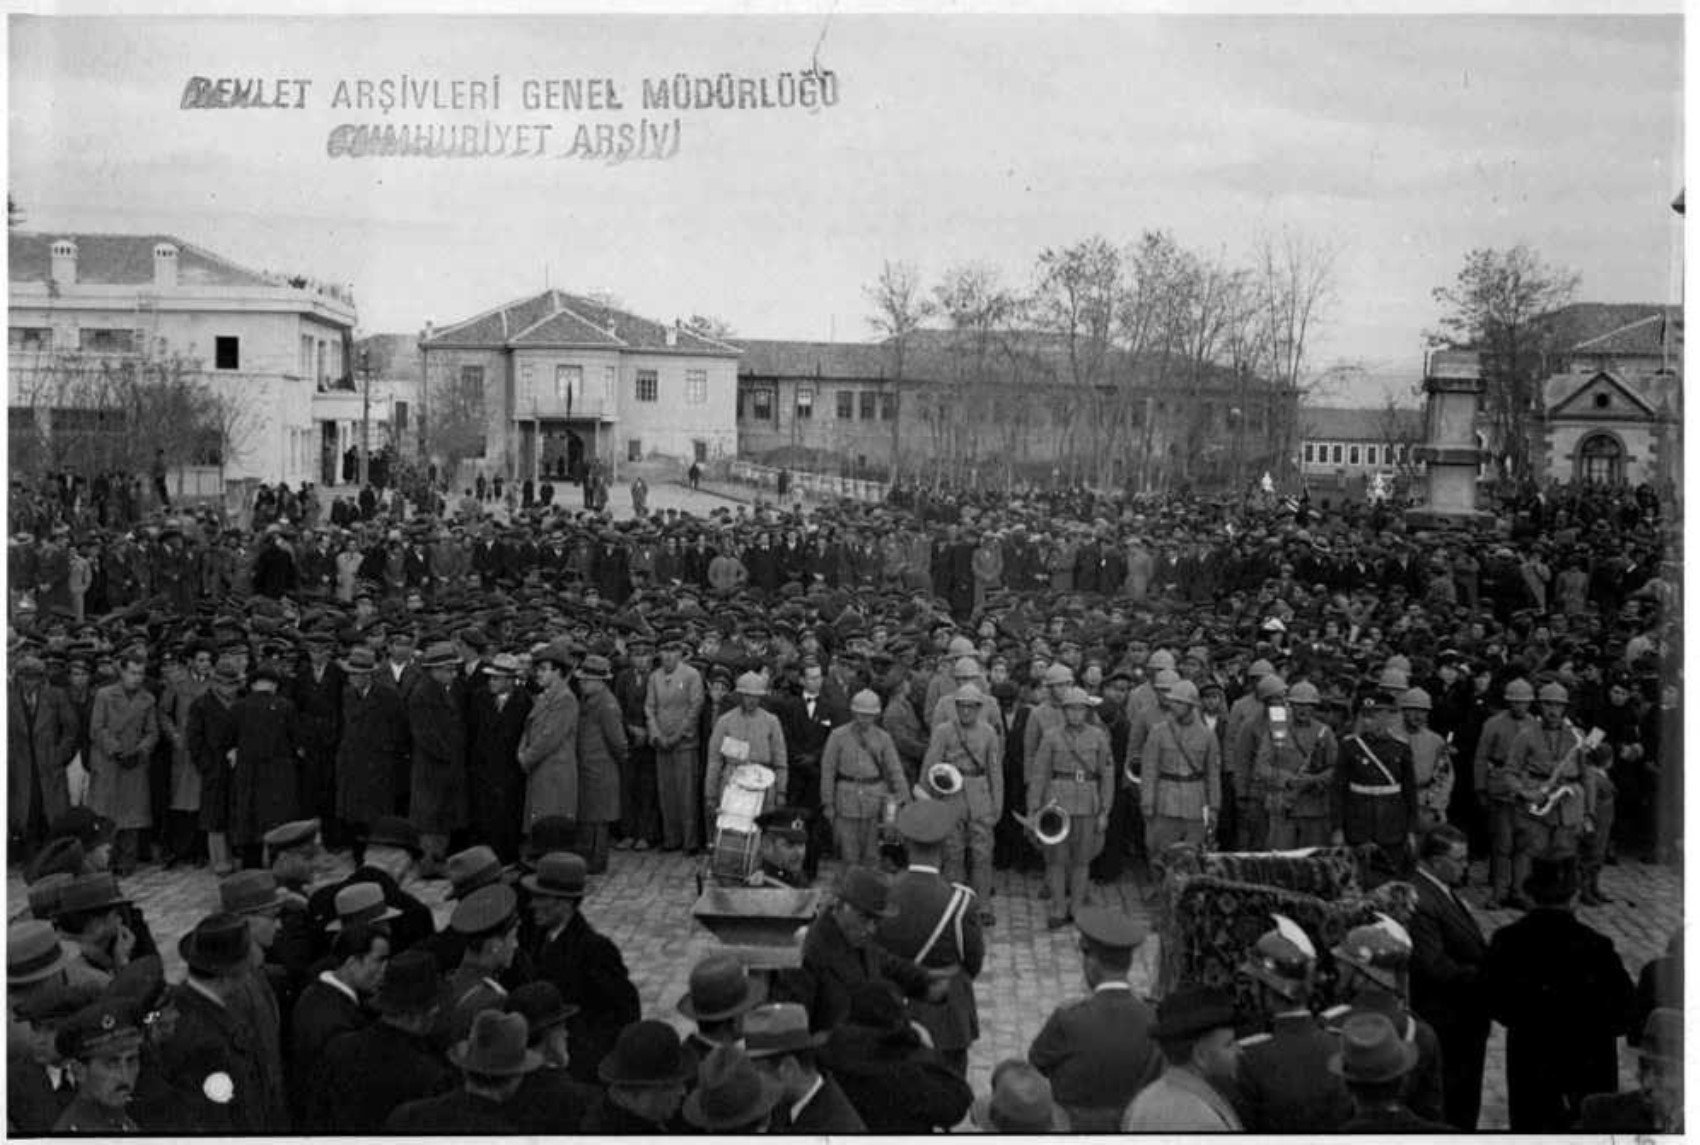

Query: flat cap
262;818;320;853
1074;907;1148;951
895;799;956;844
450;883;519;936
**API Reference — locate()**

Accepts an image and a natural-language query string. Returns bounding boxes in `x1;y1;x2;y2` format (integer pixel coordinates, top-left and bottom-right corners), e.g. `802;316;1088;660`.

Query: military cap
1242;914;1317;999
450;883;519;936
56;997;145;1061
25;837;86;883
1074;907;1147;951
754;807;809;842
895;799;956;844
951;683;987;706
262;818;320;854
1147;649;1177;672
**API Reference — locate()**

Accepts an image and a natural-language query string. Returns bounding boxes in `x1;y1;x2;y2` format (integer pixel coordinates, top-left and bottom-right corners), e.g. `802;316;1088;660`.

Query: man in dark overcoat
8;655;81;858
291;630;344;844
467;653;531;863
572;654;627;873
1409;823;1492;1130
229;662;301;867
407;641;467;877
335;647;410;834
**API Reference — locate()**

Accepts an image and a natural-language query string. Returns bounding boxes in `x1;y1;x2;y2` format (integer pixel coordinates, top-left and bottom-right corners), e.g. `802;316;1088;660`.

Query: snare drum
709;827;761;884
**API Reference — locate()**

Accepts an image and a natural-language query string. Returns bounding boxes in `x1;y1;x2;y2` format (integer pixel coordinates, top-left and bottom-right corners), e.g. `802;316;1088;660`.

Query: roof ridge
429;291;545;342
553;296;628;346
1571;312;1665;350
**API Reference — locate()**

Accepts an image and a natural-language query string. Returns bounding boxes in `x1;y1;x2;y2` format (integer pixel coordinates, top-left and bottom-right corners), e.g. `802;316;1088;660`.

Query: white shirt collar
789;1074;826;1124
1094;981;1133;993
318;970;358;1004
907;864;940;874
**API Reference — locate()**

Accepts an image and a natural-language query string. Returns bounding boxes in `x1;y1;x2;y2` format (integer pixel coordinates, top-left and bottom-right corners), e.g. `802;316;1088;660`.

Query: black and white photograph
3;7;1684;1136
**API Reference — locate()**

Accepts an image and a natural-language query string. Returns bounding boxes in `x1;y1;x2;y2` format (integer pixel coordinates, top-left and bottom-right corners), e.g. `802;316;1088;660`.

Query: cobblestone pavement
10;851;1676;1130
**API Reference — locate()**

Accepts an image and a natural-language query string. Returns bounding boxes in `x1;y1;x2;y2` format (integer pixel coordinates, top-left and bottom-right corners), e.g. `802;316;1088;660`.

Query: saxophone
1527;726;1601;818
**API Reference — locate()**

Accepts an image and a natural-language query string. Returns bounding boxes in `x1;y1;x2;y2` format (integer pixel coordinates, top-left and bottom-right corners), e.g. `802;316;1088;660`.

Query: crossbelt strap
915;885;968;967
1349;782;1402;796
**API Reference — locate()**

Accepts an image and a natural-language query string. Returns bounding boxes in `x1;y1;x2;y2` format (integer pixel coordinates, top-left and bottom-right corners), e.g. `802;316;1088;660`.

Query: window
394;401;408;431
520;363;535;407
1348;445;1360;465
751;390;773;420
78;328;135;353
300;334;313;376
603;365;615;404
628;438;643;461
215;336;240;371
1593;392;1611;409
1366;445;1378;466
880;393;897;421
859;391;876;420
1331;444;1343;465
836;391;854;419
685;369;707;405
636;370;658;402
9;327;51;351
461;365;485;393
796;389;814;419
556;364;582;409
1577;433;1623;485
1303;443;1315;464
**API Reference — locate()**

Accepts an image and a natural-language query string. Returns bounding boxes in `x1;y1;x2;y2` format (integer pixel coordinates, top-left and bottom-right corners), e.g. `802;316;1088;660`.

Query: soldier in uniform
1027;906;1162;1131
1473;679;1535;908
918;685;1002;926
1504;682;1590;902
1253;680;1336;849
1021;663;1076;770
820;690;909;867
1398;688;1454;832
439;884;521;1047
52;997;146;1133
704;674;789;819
1333;691;1418;880
1139;680;1222;877
1228;673;1286;851
875;800;984;1076
750;808;810;888
1234;914;1352;1132
1027;687;1114;928
1322;917;1445;1125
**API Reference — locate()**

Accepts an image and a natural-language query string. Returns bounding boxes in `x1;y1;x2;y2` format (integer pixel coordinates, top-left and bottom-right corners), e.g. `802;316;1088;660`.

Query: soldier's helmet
1332;915;1412;991
1504;679;1536;703
1241;914;1316;1000
1288;681;1322;706
1537;682;1570;705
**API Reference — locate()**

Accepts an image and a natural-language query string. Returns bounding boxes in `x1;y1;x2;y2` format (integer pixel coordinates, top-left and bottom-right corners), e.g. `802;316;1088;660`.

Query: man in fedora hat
677;952;765;1060
525;851;639;1085
228;659;302;870
406;641;468;878
1028;907;1162;1132
1482;854;1636;1131
582;1018;696;1132
1333;1012;1451;1133
332;645;409;846
1120;985;1242;1131
51;873;136;990
187;654;243;876
777;865;931;1038
290;628;344;852
7;919;88;1131
306;815;433;954
682;1043;785;1133
503;982;596;1133
573;653;627;873
745;1001;865;1132
384;1009;541;1132
85;646;158;877
971;1058;1071;1132
155;913;288;1132
517;639;581;836
289;914;387;1098
467;651;531;864
306;948;452;1131
1579;1007;1683;1133
8;651;80;862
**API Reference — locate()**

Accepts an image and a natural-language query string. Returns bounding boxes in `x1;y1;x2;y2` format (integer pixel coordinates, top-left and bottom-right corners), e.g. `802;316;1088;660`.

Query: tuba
916;762;964;800
1014;801;1071;846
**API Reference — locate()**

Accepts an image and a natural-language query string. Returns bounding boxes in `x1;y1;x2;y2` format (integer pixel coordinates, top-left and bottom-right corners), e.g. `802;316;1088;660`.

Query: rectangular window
1303;443;1315;463
215;336;240;371
520;363;535;408
603;365;615;404
1348;445;1360;465
751;390;773;420
880;393;897;421
837;391;854;419
1331;444;1343;464
461;365;485;393
1366;445;1378;466
300;334;313;376
8;327;52;351
636;369;658;402
686;369;707;405
394;401;408;430
859;391;876;420
796;389;814;419
78;328;135;353
556;364;582;409
628;438;643;461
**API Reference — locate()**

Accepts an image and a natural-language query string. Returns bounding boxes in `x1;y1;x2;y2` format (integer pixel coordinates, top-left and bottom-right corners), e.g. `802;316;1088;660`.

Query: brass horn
1014;801;1071;846
925;762;964;797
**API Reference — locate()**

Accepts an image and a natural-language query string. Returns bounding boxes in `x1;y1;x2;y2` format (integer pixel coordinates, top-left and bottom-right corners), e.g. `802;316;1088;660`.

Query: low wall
720;460;889;505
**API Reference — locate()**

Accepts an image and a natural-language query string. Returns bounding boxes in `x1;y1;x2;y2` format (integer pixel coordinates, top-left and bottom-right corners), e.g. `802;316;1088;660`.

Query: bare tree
426;360;490;473
1428;244;1579;481
1253;229;1339;486
1030;237;1120;484
864;260;935;481
685;314;737;341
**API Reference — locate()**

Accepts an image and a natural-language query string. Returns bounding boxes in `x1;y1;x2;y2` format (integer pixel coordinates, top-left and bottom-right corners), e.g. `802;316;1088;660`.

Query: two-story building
8;232;357;488
1298;405;1428;497
419;290;740;482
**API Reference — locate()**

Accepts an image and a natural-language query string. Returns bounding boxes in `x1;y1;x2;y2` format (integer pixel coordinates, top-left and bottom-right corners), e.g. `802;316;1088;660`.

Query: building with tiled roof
419;290;740;480
1297;405;1429;502
8;231;358;488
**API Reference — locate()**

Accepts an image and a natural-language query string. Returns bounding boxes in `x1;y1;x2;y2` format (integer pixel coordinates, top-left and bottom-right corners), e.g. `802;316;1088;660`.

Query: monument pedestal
1406;350;1495;528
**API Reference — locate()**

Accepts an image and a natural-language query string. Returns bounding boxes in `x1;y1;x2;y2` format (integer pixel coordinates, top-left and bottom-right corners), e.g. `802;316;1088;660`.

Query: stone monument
1407;349;1493;527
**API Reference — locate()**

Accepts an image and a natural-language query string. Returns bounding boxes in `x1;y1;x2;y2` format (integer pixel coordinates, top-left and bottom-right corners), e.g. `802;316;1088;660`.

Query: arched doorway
1576;432;1624;485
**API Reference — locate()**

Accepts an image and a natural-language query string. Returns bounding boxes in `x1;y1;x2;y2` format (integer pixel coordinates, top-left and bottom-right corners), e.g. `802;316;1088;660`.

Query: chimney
50;239;77;287
665;321;678;348
153;242;178;289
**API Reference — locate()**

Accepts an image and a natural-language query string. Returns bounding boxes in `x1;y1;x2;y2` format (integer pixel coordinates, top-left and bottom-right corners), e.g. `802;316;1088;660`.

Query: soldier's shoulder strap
1321;1003;1352;1029
1236;1032;1273;1048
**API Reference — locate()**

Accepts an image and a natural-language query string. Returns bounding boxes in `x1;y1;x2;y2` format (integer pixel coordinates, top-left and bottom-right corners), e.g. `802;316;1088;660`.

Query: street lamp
358;348;372;487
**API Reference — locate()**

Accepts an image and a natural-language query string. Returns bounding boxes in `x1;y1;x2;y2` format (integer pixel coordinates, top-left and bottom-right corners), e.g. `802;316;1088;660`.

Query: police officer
1323;917;1445;1125
1398;689;1455;832
1235;914;1351;1132
1026;907;1161;1131
820;690;909;867
1253;681;1336;849
53;997;146;1132
1333;690;1418;880
1474;679;1535;908
1505;682;1590;901
876;800;984;1077
1027;687;1114;928
919;685;1002;926
750;809;810;888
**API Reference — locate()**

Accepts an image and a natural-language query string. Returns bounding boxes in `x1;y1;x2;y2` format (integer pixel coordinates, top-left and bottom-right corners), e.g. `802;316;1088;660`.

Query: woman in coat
335;648;410;835
228;662;301;864
517;642;580;828
572;656;628;873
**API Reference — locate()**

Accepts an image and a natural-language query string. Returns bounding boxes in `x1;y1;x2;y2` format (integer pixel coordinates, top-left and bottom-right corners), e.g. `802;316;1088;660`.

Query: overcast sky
8;12;1683;405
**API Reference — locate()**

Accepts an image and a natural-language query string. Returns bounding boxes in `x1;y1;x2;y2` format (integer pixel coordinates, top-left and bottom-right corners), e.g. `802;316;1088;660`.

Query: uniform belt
1349;782;1402;796
1158;773;1205;783
1052;770;1098;782
840;775;885;785
954;768;985;778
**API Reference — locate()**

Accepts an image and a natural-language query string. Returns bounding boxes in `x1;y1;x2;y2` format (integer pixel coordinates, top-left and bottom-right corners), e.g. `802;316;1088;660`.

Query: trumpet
1013;801;1071;845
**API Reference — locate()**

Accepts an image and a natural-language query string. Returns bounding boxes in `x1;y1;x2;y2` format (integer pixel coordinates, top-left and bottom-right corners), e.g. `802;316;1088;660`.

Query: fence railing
720;460;890;505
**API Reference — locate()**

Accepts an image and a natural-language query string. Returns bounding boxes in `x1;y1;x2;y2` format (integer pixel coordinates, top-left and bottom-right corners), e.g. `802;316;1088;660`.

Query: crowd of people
4;468;1683;1133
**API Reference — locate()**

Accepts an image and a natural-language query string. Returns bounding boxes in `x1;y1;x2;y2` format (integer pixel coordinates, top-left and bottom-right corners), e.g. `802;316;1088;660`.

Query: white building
8;232;357;488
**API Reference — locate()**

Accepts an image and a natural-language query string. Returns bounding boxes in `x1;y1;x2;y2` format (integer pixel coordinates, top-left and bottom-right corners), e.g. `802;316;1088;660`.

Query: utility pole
358;348;372;487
